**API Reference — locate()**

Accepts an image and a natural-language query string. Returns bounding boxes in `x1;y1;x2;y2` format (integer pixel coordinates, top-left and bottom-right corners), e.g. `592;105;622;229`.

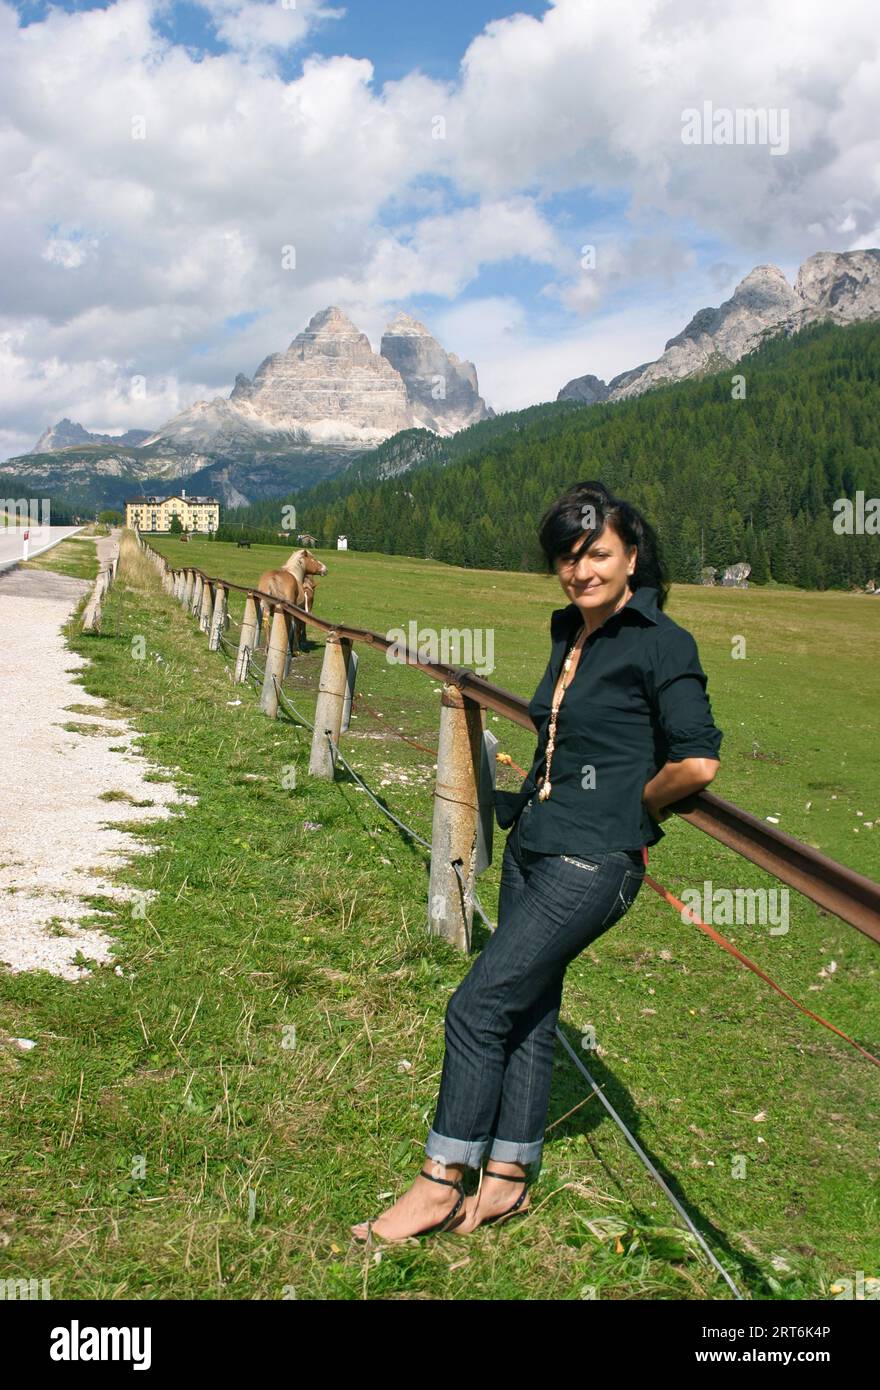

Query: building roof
125;495;219;505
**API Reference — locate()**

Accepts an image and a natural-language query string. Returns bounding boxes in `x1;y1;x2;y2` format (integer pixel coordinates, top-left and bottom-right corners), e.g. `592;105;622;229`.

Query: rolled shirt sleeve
649;627;723;763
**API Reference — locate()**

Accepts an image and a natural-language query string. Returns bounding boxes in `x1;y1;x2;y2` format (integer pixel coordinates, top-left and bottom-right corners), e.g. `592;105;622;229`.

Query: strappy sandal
477;1167;531;1227
353;1167;467;1245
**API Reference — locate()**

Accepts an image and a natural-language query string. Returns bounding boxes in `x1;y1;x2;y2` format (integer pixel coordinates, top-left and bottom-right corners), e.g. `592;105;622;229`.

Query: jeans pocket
598;867;644;931
559;854;602;872
524;853;599;921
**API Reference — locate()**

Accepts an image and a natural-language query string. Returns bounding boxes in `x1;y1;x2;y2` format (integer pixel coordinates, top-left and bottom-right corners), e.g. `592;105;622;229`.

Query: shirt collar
551;584;660;639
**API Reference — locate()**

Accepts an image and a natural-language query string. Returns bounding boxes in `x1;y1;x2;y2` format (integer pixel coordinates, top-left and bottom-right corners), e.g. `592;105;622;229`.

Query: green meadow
0;531;877;1300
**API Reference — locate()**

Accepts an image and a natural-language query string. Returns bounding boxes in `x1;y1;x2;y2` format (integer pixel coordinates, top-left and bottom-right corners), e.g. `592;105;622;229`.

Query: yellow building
125;491;220;534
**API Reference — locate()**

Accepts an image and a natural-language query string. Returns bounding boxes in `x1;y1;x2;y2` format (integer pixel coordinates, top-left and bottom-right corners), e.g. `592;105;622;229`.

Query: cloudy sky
1;0;878;459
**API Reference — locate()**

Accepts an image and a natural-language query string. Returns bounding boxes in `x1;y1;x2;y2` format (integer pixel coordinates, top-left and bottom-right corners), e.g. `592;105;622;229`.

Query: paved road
0;524;84;572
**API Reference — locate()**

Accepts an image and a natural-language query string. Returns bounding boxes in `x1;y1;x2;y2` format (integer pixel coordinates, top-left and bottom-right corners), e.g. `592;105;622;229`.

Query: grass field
0;531;877;1300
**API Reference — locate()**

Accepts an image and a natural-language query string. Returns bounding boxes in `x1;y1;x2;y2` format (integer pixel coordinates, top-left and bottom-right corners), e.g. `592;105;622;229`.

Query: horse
256;548;327;662
294;573;318;652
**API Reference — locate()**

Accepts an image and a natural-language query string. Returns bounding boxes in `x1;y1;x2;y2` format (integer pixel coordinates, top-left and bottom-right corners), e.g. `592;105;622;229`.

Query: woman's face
553;520;637;622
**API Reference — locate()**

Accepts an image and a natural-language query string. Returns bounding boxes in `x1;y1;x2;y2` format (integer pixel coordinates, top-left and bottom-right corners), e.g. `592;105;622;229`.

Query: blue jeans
425;800;646;1171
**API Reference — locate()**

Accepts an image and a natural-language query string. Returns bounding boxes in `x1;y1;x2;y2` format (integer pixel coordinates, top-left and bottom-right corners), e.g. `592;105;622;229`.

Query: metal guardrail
139;537;880;945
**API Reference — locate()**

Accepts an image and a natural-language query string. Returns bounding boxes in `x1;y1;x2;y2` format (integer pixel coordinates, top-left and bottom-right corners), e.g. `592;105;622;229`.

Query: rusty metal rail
142;542;880;945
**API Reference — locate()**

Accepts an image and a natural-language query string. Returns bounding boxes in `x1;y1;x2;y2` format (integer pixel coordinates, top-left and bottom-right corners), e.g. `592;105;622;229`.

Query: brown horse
294;573;318;652
256;547;327;658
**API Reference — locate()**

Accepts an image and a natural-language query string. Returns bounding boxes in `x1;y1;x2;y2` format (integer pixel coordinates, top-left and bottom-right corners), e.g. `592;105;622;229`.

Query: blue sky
1;0;877;456
15;0;552;84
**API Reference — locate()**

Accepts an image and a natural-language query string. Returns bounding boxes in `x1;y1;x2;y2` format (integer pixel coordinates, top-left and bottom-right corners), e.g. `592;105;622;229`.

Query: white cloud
0;0;878;457
446;0;880;251
430;287;721;414
188;0;345;65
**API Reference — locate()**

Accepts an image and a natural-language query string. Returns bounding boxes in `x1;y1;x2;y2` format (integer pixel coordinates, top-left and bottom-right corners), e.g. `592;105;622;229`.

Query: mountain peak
796;248;880;316
383;311;433;338
560;248;880;405
380;314;490;434
136;303;493;458
29;418;153;454
730;263;798;308
301;305;362;337
735;263;790;288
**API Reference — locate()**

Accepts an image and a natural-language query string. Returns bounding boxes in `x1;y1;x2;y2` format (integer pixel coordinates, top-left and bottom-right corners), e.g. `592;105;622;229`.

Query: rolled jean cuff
487;1136;543;1165
424;1128;486;1170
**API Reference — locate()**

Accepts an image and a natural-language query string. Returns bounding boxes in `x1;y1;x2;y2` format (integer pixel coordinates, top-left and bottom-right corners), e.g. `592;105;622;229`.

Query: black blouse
492;584;723;855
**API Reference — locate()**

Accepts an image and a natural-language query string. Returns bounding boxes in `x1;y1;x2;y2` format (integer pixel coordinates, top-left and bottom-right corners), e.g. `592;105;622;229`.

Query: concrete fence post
199;579;214;634
426;685;485;949
235;594;259;680
308;633;353;778
190;572;204;618
209;584;227;651
260;605;293;718
82;563;112;633
183;570;195;609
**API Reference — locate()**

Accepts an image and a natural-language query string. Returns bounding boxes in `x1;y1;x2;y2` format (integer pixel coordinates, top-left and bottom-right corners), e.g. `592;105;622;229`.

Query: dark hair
536;480;670;609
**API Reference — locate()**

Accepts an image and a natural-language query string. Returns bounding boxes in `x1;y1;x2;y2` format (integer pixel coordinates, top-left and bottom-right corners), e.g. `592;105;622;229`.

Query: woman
351;481;723;1243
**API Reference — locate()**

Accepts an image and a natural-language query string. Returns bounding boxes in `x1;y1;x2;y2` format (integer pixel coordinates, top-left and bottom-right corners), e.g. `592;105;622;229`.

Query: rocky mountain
217;306;412;444
380;311;495;432
555;373;611;406
3;306;490;509
29;418;153;452
559;249;880;403
140;306;490;460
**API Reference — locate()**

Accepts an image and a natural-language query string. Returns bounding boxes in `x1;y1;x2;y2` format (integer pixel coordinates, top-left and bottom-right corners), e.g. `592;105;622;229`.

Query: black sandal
353;1167;467;1244
415;1167;467;1236
478;1167;531;1226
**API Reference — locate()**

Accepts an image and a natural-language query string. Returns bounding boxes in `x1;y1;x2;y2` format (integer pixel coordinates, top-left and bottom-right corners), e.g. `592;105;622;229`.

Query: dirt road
0;536;191;979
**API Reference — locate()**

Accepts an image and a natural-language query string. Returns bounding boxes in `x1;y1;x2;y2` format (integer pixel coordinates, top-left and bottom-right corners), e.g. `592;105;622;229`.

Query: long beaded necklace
536;621;588;800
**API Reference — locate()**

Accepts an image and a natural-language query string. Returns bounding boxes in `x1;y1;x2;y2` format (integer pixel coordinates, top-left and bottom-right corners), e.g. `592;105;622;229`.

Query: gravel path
0;534;193;980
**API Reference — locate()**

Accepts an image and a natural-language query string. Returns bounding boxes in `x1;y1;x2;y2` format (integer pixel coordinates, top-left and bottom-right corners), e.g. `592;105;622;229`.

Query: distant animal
237;539;251;549
294;573;319;651
256;548;327;659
